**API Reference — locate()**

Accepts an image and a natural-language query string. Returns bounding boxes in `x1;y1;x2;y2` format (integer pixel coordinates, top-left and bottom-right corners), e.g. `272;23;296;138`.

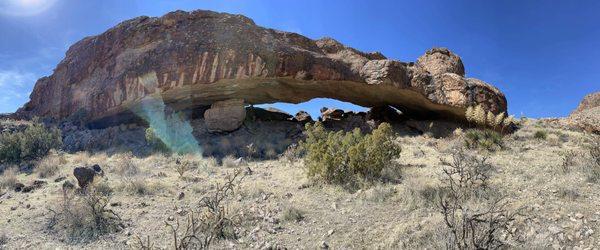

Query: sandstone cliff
17;10;507;127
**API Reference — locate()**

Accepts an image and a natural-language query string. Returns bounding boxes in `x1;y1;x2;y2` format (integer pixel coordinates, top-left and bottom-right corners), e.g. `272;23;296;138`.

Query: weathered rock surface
568;92;599;134
204;99;246;132
17;10;507;127
293;111;313;122
321;108;345;121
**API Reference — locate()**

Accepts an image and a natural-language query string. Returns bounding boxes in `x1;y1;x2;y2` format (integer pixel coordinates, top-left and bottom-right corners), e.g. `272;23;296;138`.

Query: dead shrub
48;185;123;242
174;157;193;179
161;169;245;249
560;150;576;174
437;148;519;249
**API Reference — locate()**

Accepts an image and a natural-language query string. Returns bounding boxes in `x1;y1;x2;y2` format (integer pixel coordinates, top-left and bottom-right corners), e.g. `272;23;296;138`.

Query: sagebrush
302;122;401;188
0;120;62;163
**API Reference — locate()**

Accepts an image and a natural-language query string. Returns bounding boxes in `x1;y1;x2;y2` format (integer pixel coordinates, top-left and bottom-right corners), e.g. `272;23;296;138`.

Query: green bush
301;122;401;188
0;120;62;163
464;129;503;151
144;127;169;152
534;130;548;140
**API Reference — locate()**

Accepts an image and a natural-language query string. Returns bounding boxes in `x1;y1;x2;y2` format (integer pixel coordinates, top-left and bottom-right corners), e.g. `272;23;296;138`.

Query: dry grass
34;152;67;178
0;167;18;190
221;155;243;168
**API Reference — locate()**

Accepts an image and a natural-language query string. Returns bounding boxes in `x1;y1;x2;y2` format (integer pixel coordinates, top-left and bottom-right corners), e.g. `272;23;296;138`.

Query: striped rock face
17;10;507;127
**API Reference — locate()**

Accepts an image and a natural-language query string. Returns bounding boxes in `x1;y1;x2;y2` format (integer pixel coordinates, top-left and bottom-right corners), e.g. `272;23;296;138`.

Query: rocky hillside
568;92;599;134
17;10;506;129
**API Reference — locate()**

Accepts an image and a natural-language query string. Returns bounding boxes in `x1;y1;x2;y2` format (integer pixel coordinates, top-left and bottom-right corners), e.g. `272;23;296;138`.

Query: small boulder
73;164;103;188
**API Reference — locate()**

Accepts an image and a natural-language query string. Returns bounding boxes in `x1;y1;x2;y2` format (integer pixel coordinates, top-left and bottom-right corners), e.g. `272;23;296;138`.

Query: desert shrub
162;169;244;249
437;148;519;249
302;122;401;188
363;185;397;202
112;153;139;178
145;127;169;152
533;130;547;140
0;232;7;247
281;206;305;222
556;187;579;201
48;185;123;242
560;150;577;173
0;120;62;163
122;178;158;196
174;157;193;178
464;129;503;151
587;139;600;183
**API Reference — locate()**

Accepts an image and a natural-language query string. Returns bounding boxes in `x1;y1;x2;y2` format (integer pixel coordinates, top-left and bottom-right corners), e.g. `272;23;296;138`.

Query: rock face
204;99;246;132
568;92;599;134
17;10;507;127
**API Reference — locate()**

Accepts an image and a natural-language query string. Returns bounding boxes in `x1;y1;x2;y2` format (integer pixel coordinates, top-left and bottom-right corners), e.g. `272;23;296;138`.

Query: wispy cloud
0;70;37;113
0;70;36;87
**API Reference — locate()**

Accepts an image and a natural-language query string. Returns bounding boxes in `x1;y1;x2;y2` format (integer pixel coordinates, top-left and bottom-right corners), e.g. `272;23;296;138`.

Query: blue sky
0;0;598;118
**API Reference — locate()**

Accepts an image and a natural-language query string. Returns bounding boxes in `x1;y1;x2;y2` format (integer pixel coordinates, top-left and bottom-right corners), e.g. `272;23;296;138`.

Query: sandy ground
0;119;599;249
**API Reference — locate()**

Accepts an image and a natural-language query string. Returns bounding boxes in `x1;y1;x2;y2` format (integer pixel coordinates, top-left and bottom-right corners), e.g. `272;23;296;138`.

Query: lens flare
133;72;202;155
0;0;57;17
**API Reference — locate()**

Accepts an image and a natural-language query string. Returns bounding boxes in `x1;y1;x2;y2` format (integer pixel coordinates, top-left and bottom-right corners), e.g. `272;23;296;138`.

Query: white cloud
0;70;36;113
0;70;36;87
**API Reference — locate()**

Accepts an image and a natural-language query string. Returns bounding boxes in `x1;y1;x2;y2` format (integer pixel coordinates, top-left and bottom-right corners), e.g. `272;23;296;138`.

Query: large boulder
17;10;507;127
204;99;246;132
416;47;465;76
567;92;600;134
